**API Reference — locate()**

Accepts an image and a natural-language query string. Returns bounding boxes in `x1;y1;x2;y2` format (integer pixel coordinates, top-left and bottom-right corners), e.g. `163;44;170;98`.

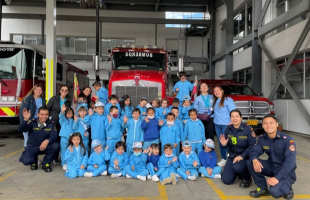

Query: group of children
58;71;222;184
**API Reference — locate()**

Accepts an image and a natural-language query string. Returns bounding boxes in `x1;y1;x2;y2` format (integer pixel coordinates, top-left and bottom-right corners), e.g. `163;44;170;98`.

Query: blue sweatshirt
109;151;129;170
147;154;160;168
129;153;148;170
141;118;161;141
160;124;180;147
173;80;194;102
158;154;179;171
73;118;90;141
96;87;108;105
136;105;147;120
123;118;144;145
213;97;236;125
178;151;200;171
105;115;123;139
180;105;193;120
88;149;110;167
75;103;88;116
104;102;121;117
58;113;74;139
65;145;88;170
199;150;217;169
183;119;205;142
120;105;133;120
84;112;106;141
156;107;170;120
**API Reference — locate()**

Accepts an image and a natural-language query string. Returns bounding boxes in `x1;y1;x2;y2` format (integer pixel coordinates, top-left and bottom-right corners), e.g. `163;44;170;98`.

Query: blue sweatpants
189;142;203;154
177;168;199;180
107;138;121;154
65;168;86;179
199;166;222;178
108;166;128;177
83;139;89;152
159;168;178;182
147;163;165;177
221;157;250;184
214;124;227;160
126;168;149;178
87;165;107;177
60;137;68;166
143;138;160;150
126;143;134;157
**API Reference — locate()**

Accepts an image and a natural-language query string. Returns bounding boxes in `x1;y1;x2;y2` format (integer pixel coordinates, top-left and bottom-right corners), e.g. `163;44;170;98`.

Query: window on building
87;38;96;55
56;63;63;81
75;38;86;55
232;67;252;86
12;35;23;44
56;37;62;53
233;10;245;43
165;12;206;28
24;35;38;46
35;53;44;77
102;39;112;54
62;37;75;54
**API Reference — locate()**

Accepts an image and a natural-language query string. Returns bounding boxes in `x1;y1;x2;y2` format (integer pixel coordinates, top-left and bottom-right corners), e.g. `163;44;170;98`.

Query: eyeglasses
61;89;68;92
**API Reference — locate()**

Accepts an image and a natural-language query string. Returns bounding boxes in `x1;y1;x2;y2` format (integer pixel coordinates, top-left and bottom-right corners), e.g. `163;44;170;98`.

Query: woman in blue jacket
18;84;46;147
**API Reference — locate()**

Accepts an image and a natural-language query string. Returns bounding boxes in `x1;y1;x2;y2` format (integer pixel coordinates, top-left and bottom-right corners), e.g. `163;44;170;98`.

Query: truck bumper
0;107;19;117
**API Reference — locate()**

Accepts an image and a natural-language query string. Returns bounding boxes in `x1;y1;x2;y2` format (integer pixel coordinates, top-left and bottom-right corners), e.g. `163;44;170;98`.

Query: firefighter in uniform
220;109;256;188
247;115;296;199
18;107;59;172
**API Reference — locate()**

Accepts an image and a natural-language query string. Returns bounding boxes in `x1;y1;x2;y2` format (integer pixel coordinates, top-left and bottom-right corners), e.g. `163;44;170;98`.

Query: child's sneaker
62;164;68;171
126;174;133;179
111;173;121;179
137;175;146;182
176;173;181;178
171;173;177;185
152;175;159;182
201;174;205;177
161;177;172;185
188;175;197;181
84;172;93;178
147;175;152;180
214;174;221;179
217;159;227;167
101;171;107;176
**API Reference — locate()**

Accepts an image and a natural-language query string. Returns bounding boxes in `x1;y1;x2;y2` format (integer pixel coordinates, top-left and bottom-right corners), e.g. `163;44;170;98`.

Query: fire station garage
0;0;310;199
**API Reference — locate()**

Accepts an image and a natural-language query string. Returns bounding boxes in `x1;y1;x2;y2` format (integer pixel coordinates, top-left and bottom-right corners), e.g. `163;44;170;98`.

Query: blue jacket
158;154;179;171
129;153;148;170
213;97;236;125
84;113;106;141
75;103;88;116
199;150;217;169
88;149;110;167
180;105;193;120
105;116;123;139
173;80;194;102
18;95;46;122
194;94;213;114
96;87;108;105
183;119;205;142
123;119;144;145
65;145;88;170
175;118;184;141
136;105;147;119
141;118;161;141
156;107;170;120
120;105;133;120
249;131;297;181
73;118;89;140
147;154;160;168
178;151;200;171
109;151;129;170
104;103;121;117
58;113;74;139
18;118;57;146
221;123;256;159
160;124;180;147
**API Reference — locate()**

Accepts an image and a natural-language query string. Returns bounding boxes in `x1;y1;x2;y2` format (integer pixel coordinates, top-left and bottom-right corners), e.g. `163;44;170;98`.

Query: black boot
42;163;52;172
284;188;294;200
239;178;252;188
31;163;38;170
250;188;270;198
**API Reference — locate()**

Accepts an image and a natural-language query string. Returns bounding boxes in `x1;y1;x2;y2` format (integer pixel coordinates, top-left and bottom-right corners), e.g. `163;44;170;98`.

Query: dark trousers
247;159;296;198
202;117;216;140
221;157;251;184
19;142;60;166
54;122;61;160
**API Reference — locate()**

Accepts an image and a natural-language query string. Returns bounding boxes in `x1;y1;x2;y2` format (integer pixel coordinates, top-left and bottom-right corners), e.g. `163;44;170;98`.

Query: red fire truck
0;42;89;122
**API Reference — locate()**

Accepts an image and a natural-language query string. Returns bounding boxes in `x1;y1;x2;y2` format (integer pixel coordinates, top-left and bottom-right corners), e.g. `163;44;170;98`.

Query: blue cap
183;140;191;147
91;139;102;149
183;95;191;101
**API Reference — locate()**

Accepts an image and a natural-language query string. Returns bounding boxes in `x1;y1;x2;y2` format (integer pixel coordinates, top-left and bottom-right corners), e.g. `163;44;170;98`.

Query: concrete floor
0;126;310;200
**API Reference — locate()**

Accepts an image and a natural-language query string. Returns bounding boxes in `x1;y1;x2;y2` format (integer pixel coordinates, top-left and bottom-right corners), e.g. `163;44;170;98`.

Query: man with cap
84;139;110;177
92;81;108;105
84;101;107;153
247;115;296;199
199;139;222;179
125;142;149;181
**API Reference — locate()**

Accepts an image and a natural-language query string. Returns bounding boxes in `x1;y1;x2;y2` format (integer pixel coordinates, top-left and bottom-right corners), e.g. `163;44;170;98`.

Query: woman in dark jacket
19;84;46;147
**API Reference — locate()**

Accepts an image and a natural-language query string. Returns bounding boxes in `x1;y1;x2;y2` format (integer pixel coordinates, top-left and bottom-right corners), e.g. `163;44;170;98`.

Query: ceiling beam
155;0;160;11
102;0;208;6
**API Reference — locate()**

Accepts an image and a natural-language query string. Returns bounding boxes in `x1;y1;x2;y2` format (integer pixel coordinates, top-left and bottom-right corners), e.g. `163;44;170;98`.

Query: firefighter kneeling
18;107;59;172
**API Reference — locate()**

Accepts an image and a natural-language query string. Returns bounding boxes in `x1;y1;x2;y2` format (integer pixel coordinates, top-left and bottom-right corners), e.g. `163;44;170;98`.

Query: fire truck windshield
219;85;256;95
113;52;165;71
0;48;34;79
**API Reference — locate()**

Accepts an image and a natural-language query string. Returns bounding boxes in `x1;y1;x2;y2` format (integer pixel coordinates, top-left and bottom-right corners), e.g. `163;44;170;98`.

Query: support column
209;4;216;79
252;0;262;93
155;24;157;46
45;0;56;101
41;18;44;45
0;0;2;41
224;0;233;79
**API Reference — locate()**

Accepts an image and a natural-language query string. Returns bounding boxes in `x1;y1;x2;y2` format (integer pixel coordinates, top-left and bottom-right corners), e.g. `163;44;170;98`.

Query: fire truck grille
234;101;270;115
115;86;159;106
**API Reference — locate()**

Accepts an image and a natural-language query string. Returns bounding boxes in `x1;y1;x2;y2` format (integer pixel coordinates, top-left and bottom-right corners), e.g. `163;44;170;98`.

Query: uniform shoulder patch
289;145;295;151
290;140;294;144
251;131;256;137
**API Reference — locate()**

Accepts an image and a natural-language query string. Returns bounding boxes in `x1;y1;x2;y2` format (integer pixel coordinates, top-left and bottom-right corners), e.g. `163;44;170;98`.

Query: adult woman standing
19;84;46;147
194;83;216;140
46;85;71;164
219;109;255;188
213;85;236;167
81;86;92;107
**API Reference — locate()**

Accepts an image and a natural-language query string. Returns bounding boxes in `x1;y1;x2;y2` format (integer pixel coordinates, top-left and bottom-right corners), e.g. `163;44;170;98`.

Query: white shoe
201;174;205;177
214;174;221;179
84;172;93;178
188;175;197;181
101;171;107;176
62;164;68;171
152;175;159;182
147;175;152;180
111;173;121;179
217;159;227;167
126;174;133;179
137;175;146;182
176;173;181;178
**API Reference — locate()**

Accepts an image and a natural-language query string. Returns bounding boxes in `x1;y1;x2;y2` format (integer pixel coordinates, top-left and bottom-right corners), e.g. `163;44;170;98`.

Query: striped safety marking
0;107;17;116
45;58;54;102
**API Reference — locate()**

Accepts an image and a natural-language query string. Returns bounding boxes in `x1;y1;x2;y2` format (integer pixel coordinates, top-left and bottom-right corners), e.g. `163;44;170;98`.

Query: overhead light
130;3;134;5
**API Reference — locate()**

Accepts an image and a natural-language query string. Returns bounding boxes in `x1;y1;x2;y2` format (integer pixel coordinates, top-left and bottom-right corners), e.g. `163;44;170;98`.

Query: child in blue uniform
183;108;205;154
64;132;88;179
84;139;110;177
158;144;179;185
59;105;74;170
125;142;149;181
123;108;144;156
177;140;200;181
92;81;108;105
181;95;193;121
160;113;180;155
156;98;169;120
105;106;123;155
73;106;90;152
105;95;121;117
169;98;183;119
170;107;183;156
108;141;129;178
120;95;133;120
151;98;160;110
141;107;164;149
173;71;197;105
136;97;148;120
146;144;161;182
75;94;88;116
199;139;222;179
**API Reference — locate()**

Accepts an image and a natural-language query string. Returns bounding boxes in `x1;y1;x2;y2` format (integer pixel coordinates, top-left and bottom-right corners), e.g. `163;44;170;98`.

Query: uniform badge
251;131;256;137
283;136;287;139
290;140;294;144
231;137;237;145
289;145;295;151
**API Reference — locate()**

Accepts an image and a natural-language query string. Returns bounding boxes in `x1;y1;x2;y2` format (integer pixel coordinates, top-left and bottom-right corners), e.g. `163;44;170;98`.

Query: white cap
205;139;214;149
132;142;143;149
95;102;104;108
